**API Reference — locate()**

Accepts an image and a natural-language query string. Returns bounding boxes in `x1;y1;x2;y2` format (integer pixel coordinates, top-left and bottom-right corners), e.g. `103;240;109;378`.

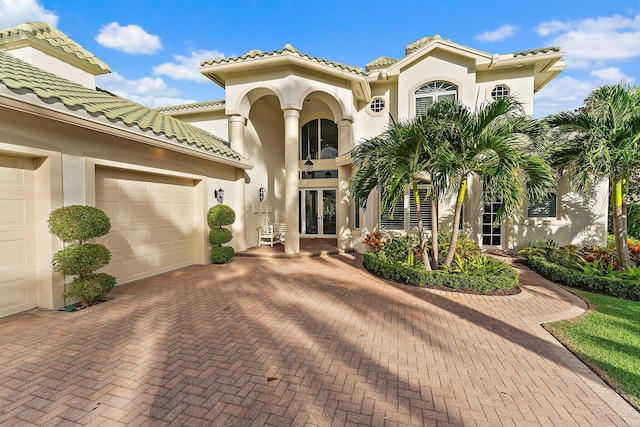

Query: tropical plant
547;84;640;269
48;205;116;308
363;230;386;253
208;204;235;264
425;97;555;266
351;115;442;270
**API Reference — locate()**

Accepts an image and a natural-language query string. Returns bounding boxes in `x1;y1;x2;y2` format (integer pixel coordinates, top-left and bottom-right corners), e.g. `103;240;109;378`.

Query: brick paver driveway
1;253;638;426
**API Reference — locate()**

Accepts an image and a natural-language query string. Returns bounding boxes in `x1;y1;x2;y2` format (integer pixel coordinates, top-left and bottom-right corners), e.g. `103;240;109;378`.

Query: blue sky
2;0;640;116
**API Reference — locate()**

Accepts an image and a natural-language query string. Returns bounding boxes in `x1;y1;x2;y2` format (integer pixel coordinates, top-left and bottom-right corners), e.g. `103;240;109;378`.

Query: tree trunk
613;179;630;269
413;181;432;271
430;198;439;270
443;177;467;267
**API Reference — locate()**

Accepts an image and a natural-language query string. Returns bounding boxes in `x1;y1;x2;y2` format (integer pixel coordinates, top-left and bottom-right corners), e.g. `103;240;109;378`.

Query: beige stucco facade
0;24;608;318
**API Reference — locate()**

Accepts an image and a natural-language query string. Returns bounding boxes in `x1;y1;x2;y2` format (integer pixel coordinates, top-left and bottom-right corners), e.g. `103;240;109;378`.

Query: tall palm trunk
430;198;439;270
613;179;630;269
443;176;467;267
413;181;432;271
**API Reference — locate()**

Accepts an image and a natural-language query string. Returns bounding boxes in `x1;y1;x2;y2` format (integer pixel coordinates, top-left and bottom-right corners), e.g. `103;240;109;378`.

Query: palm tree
351;116;439;270
426;97;554;266
547;84;640;269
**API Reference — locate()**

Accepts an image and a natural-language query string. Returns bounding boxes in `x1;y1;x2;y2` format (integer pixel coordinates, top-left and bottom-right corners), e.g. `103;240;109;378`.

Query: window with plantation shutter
415;81;457;116
380;193;405;230
409;188;431;229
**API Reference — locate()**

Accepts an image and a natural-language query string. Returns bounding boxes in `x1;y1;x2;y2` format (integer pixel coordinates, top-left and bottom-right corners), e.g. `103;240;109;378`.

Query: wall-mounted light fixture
258;187;265;202
215;187;225;204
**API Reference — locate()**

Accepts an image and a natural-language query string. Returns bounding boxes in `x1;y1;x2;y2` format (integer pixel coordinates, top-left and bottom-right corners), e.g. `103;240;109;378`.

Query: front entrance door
299;189;336;236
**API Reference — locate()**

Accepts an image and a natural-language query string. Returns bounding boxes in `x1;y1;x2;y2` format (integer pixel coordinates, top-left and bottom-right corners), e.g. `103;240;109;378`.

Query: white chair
258;217;282;247
275;223;286;243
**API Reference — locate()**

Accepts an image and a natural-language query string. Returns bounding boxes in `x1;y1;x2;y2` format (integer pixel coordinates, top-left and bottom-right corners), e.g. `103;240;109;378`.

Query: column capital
229;115;247;125
283;108;300;119
338;118;353;127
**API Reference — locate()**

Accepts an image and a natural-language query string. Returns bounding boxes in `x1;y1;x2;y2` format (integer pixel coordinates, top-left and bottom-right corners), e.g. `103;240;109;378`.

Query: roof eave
384;40;493;76
1;33;111;76
200;54;371;102
0;90;253;170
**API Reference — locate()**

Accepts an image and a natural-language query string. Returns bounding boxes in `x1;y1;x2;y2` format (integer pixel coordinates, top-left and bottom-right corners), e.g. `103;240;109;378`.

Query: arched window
491;85;510;100
300;119;338;160
415;81;457;116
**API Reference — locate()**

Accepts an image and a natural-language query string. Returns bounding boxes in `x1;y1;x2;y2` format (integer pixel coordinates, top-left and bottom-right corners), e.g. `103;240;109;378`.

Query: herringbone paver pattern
0;253;638;426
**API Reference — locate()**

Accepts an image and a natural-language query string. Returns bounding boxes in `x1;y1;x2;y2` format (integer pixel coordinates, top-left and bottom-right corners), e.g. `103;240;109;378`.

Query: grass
545;289;640;410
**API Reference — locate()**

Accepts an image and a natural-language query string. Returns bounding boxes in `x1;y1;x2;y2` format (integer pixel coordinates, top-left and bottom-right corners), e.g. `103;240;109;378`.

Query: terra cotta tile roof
0;22;110;74
0;50;241;160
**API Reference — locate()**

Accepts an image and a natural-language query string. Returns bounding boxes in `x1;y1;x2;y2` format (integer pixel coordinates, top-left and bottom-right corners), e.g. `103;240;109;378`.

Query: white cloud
590;67;635;84
95;72;195;108
536;14;640;68
534;68;635;117
0;0;58;29
474;24;518;42
95;22;161;55
153;49;225;82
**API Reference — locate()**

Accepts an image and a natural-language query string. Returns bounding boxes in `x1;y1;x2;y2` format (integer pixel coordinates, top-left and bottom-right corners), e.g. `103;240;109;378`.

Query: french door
299;188;336;236
482;196;503;247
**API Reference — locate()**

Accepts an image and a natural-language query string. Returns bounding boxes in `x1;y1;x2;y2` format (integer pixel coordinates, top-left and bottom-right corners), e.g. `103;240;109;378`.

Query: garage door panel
0;154;37;317
0;236;35;271
0;276;35;317
175;247;192;264
96;167;196;284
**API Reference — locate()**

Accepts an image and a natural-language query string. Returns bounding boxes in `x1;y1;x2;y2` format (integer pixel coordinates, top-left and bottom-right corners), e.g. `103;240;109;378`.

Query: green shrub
445;254;516;277
381;235;421;264
48;205;116;307
211;246;235;264
63;273;116;307
525;256;640;301
208;204;236;264
437;231;481;263
363;252;518;293
207;204;235;228
48;205;111;243
52;244;111;277
209;228;232;245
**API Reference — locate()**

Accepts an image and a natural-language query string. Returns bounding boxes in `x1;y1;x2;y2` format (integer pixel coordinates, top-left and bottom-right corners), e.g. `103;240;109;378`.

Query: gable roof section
0;22;110;75
201;44;366;79
0;50;243;162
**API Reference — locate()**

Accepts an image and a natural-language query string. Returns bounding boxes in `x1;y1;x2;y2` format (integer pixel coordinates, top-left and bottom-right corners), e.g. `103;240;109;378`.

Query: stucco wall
0;106;239;309
476;66;535;115
9;47;97;89
397;50;476;117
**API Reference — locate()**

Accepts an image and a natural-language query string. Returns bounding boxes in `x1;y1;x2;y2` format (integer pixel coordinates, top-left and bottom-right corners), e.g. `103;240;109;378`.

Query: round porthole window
370;97;385;113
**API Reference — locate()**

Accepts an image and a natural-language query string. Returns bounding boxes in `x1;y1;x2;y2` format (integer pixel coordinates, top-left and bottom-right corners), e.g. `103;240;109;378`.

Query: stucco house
0;22;607;317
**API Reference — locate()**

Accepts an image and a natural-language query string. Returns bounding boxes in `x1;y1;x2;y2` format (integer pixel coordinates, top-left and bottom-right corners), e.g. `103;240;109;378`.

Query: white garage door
96;167;196;284
0;154;37;317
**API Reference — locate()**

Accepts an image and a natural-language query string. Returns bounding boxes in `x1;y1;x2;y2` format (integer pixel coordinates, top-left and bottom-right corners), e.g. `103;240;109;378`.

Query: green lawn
545;289;640;410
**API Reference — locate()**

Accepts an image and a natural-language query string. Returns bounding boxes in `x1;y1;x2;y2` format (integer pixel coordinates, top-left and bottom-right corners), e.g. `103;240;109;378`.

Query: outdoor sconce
215;187;225;204
258;187;265;202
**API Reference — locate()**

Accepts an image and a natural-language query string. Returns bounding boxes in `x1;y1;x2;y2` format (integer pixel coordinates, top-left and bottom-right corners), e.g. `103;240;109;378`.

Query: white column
337;119;353;249
283;108;300;254
229;115;247;252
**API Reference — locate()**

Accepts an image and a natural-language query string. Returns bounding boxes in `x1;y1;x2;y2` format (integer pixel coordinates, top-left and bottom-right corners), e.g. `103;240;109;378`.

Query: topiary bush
207;204;235;264
48;205;116;308
48;205;111;243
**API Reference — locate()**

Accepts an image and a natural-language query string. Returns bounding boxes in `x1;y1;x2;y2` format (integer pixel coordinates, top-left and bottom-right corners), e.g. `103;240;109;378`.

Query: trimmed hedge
211;246;235;264
48;205;111;243
52;243;111;277
209;228;232;245
526;256;640;301
63;273;116;307
363;252;519;293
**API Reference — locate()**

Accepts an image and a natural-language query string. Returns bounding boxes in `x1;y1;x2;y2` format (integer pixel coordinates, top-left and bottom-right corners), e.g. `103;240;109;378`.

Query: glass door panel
322;190;336;235
305;190;318;235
